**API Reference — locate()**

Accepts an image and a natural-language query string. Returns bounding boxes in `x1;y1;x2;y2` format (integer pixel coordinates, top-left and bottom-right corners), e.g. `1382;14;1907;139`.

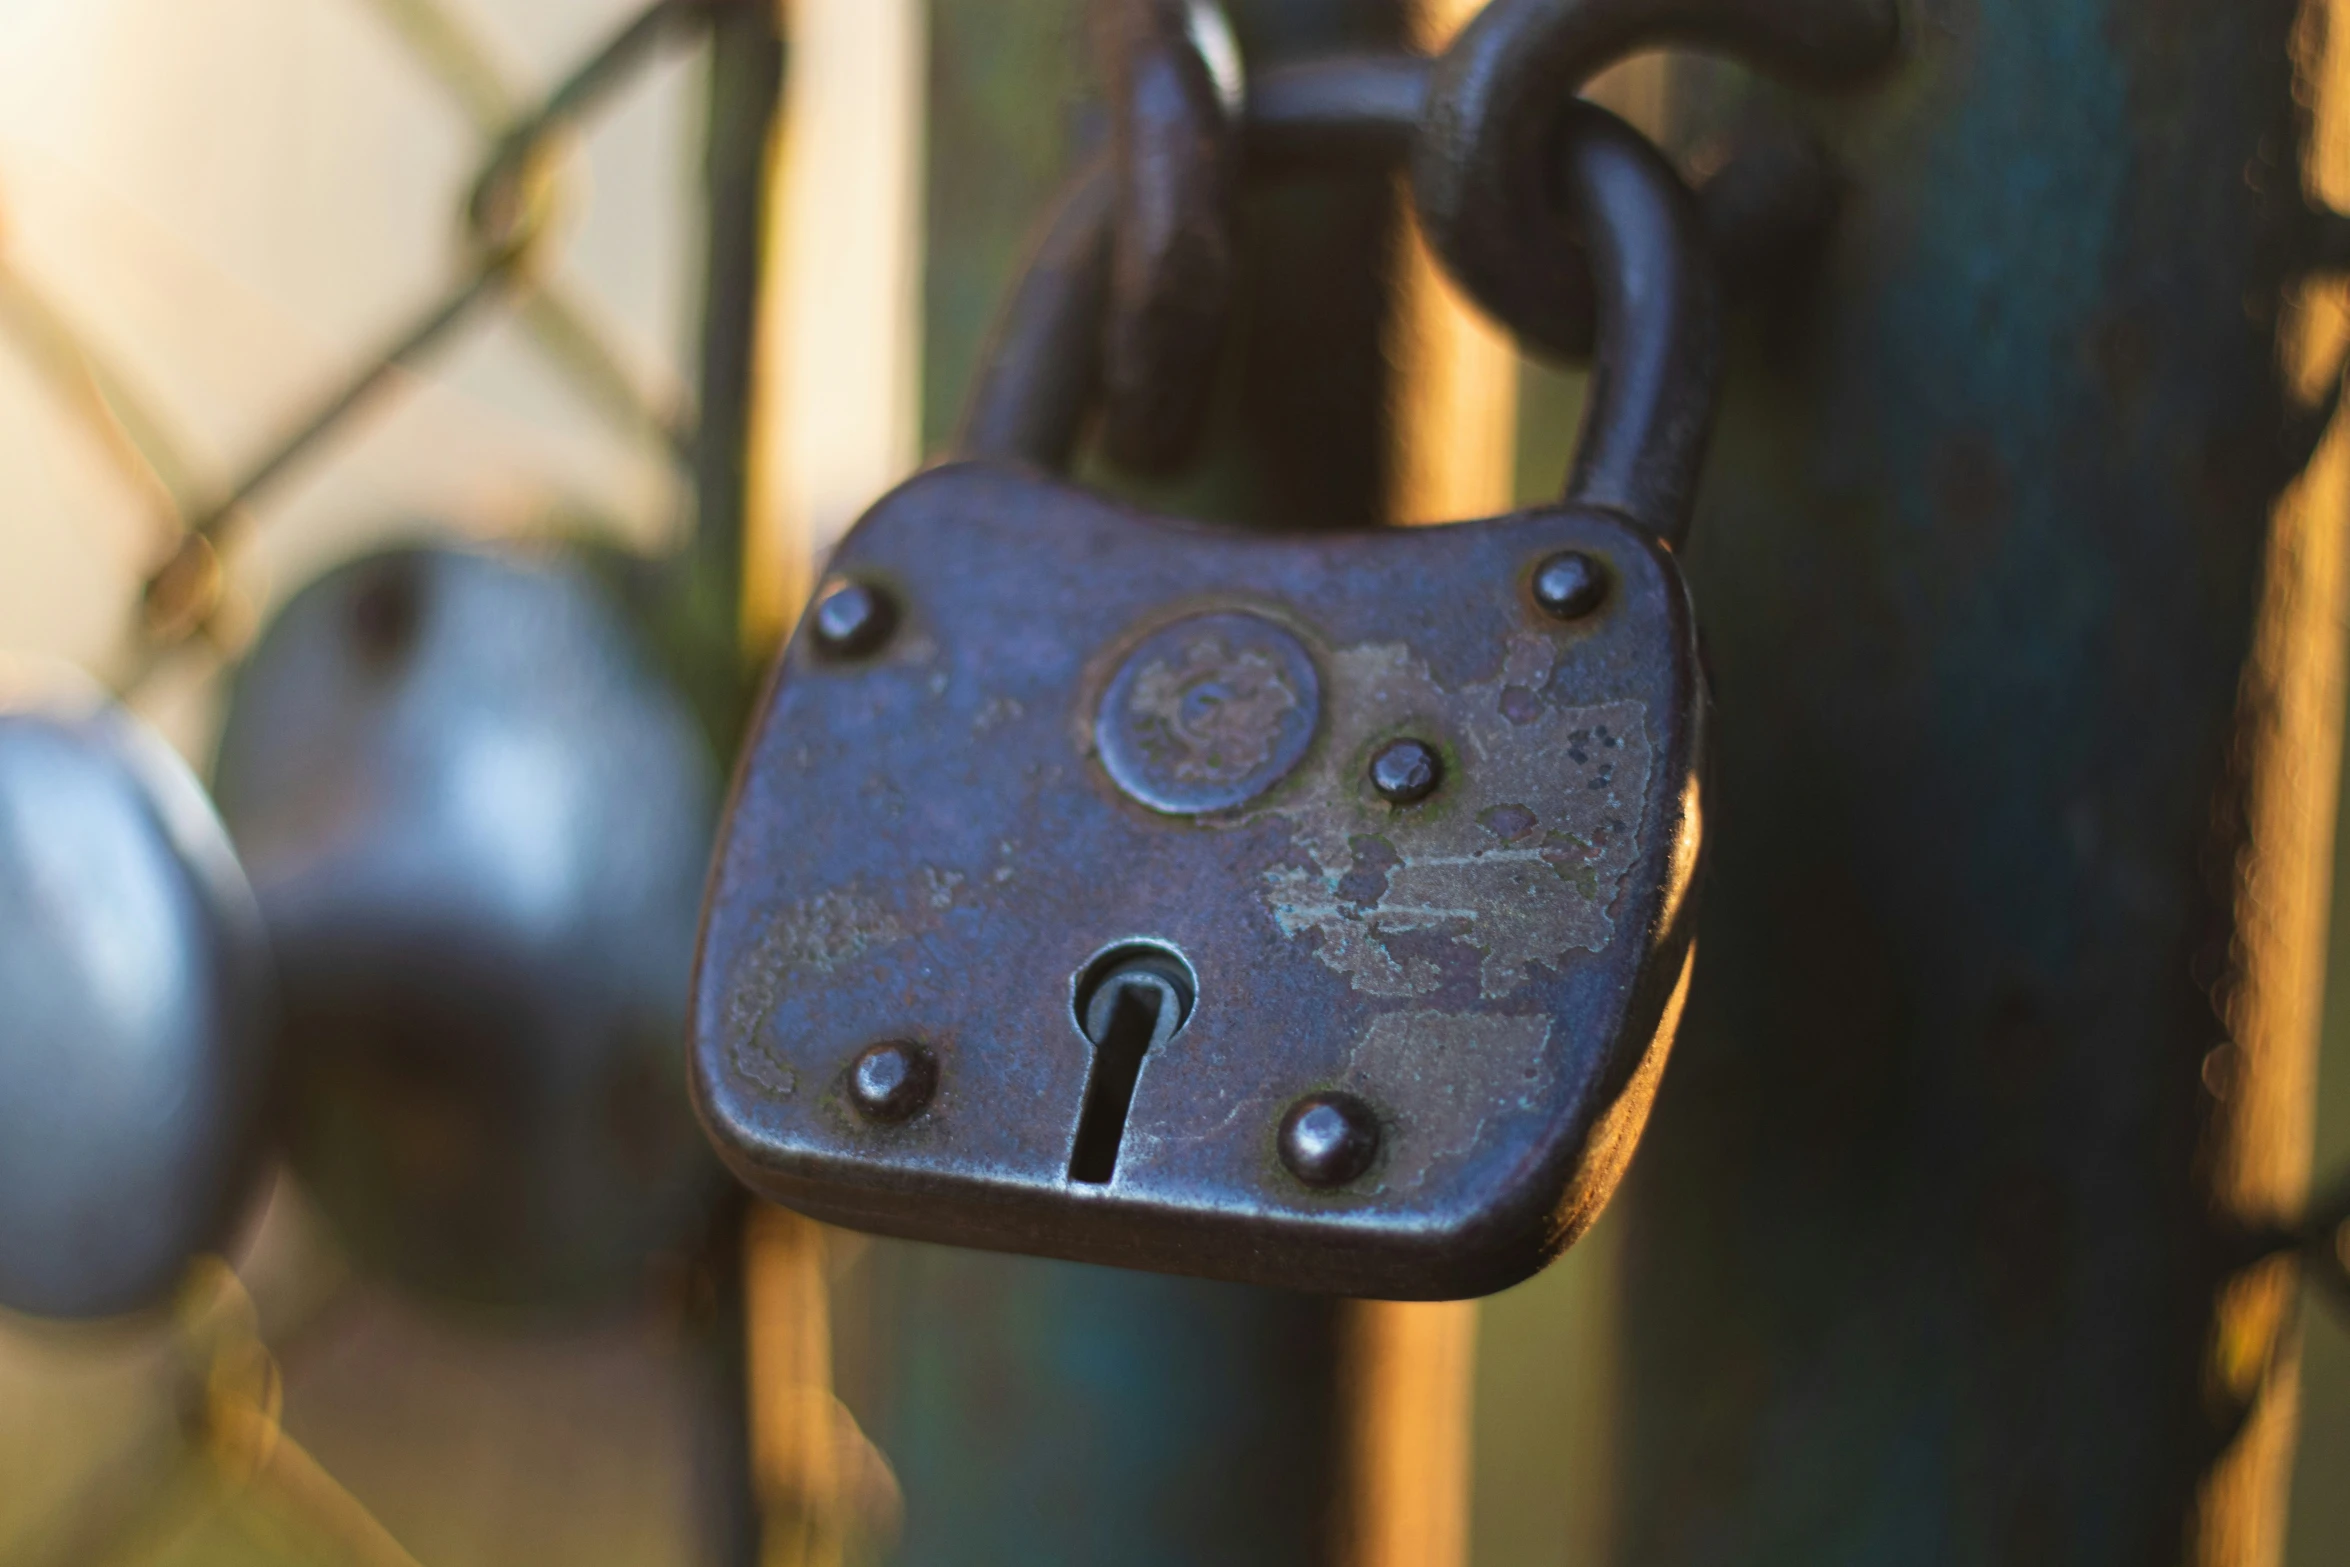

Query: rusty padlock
692;101;1717;1299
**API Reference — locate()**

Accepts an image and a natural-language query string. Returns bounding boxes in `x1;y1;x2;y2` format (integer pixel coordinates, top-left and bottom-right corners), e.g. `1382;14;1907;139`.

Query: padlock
0;688;273;1319
213;544;723;1310
691;100;1717;1299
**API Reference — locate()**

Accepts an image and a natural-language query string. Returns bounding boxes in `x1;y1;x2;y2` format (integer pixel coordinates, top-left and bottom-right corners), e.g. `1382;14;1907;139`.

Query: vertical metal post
1620;2;2342;1559
827;3;1416;1563
695;0;787;636
695;12;786;1566
691;1196;763;1567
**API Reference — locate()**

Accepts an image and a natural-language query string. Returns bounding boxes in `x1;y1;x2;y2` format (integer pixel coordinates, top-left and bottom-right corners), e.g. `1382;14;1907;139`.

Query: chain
968;0;1905;524
1092;0;1242;474
1080;0;1901;471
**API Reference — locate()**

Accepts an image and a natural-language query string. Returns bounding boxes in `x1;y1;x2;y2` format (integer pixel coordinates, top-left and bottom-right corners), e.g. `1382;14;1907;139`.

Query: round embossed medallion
1096;612;1322;815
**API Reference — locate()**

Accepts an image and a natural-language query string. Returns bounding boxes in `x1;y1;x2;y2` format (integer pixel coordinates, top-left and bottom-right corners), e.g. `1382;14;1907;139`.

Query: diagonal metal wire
13;1259;380;1567
377;0;700;453
128;0;724;662
521;281;694;464
0;253;198;533
357;0;517;134
175;255;527;552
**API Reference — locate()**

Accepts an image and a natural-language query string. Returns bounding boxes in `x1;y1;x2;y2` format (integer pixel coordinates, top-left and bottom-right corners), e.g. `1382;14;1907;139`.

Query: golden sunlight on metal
0;217;238;663
2193;5;2350;1558
0;214;188;549
0;0;699;720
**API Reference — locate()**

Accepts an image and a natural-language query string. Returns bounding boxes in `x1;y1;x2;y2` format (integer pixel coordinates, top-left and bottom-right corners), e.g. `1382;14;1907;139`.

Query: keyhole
1069;943;1197;1185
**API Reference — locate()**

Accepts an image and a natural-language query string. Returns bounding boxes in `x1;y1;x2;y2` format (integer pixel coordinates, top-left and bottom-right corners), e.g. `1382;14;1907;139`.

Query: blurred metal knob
213;545;723;1311
0;697;273;1319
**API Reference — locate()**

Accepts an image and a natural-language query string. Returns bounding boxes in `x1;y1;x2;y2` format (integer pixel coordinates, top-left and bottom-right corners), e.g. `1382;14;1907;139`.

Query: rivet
1532;551;1609;621
811;579;897;659
848;1041;935;1123
1278;1093;1378;1187
1369;739;1442;805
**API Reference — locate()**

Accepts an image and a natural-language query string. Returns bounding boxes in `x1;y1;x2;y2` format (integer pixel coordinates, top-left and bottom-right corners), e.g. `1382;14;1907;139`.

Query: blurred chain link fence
0;3;783;1563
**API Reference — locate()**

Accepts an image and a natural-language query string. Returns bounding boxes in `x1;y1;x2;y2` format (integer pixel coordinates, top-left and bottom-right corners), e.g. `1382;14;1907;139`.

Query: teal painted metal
839;1242;1341;1566
1624;0;2320;1558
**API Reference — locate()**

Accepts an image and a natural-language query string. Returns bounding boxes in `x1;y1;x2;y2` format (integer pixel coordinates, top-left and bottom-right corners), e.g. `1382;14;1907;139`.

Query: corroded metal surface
702;58;1719;1306
693;469;1703;1299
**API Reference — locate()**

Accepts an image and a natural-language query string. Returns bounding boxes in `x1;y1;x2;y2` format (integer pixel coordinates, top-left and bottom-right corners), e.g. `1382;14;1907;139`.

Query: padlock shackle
958;96;1717;548
956;161;1115;473
1553;99;1719;547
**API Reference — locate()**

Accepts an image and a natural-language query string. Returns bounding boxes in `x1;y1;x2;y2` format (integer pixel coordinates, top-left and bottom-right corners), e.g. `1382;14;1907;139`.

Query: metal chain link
1080;0;1900;467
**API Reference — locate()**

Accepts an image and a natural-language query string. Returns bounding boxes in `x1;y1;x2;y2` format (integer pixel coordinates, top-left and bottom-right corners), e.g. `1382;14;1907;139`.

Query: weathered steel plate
692;461;1704;1299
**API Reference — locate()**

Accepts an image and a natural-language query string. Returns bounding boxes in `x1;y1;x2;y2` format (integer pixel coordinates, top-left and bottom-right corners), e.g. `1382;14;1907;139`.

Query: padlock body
693;462;1704;1299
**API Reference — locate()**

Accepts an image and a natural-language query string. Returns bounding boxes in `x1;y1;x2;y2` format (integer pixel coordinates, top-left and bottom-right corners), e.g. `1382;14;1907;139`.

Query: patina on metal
692;97;1715;1300
0;698;274;1320
1094;610;1326;815
795;8;1406;1564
